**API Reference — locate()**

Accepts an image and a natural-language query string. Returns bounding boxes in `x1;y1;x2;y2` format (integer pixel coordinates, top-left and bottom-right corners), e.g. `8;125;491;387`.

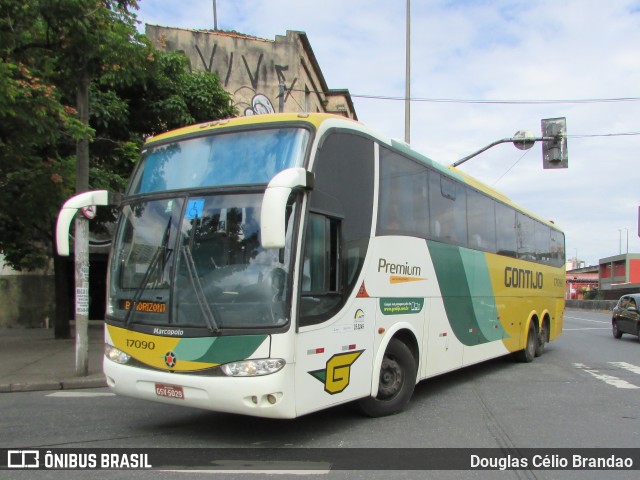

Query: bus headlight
221;359;285;377
105;344;131;364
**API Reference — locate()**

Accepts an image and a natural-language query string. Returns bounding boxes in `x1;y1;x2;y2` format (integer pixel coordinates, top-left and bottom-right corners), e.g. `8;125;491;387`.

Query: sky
134;0;640;267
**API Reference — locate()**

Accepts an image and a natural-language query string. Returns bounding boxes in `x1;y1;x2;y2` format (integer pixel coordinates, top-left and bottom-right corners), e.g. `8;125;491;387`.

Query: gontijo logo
504;266;544;289
309;350;364;394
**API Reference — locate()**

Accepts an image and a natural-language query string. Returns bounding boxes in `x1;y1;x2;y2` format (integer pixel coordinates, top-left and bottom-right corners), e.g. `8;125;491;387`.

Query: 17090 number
126;339;155;350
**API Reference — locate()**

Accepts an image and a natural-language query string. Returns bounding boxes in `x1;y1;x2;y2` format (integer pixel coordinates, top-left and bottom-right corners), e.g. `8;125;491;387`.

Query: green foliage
0;0;236;270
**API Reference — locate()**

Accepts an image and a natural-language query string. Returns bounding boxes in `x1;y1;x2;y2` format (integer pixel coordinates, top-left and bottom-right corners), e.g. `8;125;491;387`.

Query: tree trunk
53;244;71;339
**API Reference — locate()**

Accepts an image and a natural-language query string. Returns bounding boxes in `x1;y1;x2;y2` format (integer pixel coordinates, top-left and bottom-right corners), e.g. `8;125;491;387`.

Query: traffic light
541;117;568;169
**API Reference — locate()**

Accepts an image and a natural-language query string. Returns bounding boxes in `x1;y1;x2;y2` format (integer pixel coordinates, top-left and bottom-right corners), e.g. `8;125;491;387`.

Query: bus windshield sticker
185;199;205;220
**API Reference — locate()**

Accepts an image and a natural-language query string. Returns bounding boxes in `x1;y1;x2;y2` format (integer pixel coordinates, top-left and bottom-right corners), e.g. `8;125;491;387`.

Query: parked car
611;294;640;341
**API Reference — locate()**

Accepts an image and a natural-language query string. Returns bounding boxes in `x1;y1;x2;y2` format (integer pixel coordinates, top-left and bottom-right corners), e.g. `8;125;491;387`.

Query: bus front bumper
103;357;297;419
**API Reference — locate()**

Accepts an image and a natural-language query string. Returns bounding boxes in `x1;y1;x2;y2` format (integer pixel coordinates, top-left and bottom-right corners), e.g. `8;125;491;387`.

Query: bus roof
144;113;355;147
144;113;561;231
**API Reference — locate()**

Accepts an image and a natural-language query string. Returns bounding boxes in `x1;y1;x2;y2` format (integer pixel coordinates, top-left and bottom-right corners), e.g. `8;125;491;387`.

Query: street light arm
451;136;555;168
452;138;514;168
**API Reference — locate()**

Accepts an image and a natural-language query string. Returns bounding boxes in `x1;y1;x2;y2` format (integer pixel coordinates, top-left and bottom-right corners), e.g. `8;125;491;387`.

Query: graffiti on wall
194;44;299;116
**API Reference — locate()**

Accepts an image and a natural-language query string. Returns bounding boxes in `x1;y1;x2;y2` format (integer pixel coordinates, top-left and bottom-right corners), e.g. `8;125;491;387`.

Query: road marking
610;362;640;376
564;315;609;324
46;391;116;398
573;363;639;389
563;327;609;331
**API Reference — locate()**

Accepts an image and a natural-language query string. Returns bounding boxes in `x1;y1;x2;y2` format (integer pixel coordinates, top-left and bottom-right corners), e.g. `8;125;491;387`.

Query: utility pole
213;0;218;30
404;0;411;144
75;71;91;377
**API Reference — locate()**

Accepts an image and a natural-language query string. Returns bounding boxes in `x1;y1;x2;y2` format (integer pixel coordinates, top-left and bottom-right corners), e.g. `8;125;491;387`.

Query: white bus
57;113;565;419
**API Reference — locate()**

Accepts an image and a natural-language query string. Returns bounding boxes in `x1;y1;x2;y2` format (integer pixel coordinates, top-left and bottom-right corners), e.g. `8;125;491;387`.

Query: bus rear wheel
535;320;548;357
358;338;416;417
514;322;537;363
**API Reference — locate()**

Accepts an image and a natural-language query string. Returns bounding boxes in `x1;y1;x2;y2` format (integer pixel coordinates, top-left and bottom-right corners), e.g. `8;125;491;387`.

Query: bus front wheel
358;338;416;417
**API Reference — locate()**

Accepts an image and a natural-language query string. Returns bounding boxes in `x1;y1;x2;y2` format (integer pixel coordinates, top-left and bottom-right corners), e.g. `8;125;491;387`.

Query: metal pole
452;136;556;168
75;72;90;377
404;0;410;144
74;216;90;376
626;228;629;254
619;229;622;254
213;0;218;30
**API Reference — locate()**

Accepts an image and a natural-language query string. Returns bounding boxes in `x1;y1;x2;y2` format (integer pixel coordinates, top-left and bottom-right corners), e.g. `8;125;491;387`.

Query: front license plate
155;383;184;399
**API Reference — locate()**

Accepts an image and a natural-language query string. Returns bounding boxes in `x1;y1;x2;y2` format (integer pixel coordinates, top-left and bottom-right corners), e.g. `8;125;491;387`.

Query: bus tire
358;338;416;417
535;320;548;357
514;322;537;363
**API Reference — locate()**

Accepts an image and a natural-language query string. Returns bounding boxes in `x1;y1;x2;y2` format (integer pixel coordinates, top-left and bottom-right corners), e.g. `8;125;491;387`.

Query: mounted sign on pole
541;117;568;169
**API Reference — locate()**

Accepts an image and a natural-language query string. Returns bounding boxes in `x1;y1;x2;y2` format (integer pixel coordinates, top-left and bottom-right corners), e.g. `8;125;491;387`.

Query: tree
0;0;235;337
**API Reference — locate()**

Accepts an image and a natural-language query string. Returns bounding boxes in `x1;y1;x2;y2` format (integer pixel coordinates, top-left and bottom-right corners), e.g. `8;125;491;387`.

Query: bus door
294;297;376;417
293;210;374;416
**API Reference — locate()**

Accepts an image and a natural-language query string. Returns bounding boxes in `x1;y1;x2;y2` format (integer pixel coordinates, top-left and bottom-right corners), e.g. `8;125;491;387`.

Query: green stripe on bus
459;249;506;342
427;241;490;346
174;335;268;364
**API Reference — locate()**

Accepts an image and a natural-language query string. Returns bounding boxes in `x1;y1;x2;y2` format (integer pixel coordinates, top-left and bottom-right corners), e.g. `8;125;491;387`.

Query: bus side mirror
56;190;121;256
260;168;314;249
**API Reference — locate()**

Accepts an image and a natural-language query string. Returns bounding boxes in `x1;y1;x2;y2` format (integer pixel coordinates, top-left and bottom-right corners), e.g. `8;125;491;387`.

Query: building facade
565;264;598;300
599;253;640;299
145;26;357;119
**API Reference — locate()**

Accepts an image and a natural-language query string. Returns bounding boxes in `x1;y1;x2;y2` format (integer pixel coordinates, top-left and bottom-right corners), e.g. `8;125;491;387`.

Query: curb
0;376;107;393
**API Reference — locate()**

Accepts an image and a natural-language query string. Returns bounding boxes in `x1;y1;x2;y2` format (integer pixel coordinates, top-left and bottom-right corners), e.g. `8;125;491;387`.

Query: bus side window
300;213;342;323
301;132;374;327
466;189;496;253
428;171;466;245
378;147;430;238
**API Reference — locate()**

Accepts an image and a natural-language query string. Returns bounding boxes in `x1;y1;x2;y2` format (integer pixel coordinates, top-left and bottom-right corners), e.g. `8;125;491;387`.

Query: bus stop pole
74;215;90;376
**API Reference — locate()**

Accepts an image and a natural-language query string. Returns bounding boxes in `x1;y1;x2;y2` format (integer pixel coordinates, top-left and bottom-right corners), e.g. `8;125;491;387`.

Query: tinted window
517;213;536;261
429;171;467;245
301;132;374;326
375;146;565;268
466;190;496;253
534;221;551;263
378;148;429;237
496;202;517;257
550;228;565;267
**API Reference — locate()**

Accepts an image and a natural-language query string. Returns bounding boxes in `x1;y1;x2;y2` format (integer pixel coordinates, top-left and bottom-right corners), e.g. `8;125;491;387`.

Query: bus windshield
130;127;310;194
108;193;294;331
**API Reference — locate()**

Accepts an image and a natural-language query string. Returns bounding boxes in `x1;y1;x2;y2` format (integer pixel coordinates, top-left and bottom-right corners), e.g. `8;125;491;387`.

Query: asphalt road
2;308;639;480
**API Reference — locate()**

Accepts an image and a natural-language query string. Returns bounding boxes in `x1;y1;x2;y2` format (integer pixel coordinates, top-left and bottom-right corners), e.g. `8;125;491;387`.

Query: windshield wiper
123;246;173;327
181;245;221;333
124;217;173;327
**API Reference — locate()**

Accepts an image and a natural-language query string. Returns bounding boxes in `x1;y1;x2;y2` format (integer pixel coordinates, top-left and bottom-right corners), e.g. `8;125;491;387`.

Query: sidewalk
0;323;107;393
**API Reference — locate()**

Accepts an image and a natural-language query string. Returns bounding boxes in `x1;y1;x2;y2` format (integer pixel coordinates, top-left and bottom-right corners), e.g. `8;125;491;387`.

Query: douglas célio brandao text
470;453;634;470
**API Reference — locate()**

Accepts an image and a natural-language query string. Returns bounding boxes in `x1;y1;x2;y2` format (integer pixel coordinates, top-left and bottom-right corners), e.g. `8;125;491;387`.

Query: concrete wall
565;299;616;311
145;26;356;119
0;274;55;328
